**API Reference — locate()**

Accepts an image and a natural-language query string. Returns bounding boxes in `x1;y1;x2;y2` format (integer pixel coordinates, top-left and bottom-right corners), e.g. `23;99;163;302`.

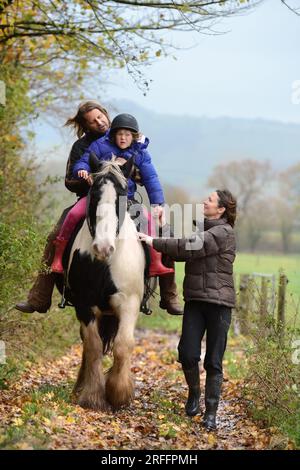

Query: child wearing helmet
72;113;165;208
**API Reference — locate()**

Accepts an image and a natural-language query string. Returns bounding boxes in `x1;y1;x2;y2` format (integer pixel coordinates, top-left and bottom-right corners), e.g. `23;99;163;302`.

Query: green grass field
174;252;300;295
234;253;300;298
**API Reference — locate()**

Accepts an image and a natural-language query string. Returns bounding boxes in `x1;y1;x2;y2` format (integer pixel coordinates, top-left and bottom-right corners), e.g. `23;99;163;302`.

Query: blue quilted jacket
72;133;164;204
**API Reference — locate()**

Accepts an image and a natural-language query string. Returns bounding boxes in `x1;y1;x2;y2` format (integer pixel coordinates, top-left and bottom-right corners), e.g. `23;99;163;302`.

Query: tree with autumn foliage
207;159;274;250
0;0;259;107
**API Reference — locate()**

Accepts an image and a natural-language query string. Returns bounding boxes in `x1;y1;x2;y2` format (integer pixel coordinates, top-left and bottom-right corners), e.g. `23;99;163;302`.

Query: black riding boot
182;366;200;417
203;374;223;431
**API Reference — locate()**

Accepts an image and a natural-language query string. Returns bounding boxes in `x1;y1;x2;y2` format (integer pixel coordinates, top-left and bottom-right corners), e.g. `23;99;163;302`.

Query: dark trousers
178;300;231;375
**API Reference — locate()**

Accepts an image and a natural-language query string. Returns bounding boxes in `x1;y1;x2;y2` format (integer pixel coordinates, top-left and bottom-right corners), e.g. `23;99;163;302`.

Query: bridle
86;173;128;239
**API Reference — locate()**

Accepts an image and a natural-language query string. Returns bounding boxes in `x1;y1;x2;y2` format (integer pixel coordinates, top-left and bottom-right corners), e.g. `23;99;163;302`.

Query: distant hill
35;100;300;197
112;100;300;194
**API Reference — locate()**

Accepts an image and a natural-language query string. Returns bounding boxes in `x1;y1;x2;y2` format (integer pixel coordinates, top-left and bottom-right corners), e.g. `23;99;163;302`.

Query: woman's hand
137;232;153;246
78;170;93;185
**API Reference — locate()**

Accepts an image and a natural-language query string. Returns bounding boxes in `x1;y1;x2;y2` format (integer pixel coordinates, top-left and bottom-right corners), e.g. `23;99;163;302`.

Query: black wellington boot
182;366;200;417
203;374;223;431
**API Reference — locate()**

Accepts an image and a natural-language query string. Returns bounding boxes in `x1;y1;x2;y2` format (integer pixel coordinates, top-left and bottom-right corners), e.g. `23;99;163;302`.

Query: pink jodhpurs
58;196;87;241
143;207;158;238
58;198;158;242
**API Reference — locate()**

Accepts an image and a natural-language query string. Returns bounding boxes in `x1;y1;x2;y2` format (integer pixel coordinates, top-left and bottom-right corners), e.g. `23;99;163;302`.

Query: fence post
238;274;250;335
231;273;240;336
260;276;268;319
277;273;287;341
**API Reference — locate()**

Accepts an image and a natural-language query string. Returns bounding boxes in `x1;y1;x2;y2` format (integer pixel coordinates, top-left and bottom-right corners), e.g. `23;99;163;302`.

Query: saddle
55;217;155;315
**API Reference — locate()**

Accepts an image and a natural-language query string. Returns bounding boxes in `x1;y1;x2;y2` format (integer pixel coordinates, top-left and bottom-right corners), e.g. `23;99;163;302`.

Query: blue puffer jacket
72;133;165;204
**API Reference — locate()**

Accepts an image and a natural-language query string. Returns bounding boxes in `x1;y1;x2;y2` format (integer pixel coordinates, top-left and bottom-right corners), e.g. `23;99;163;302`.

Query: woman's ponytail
216;189;237;227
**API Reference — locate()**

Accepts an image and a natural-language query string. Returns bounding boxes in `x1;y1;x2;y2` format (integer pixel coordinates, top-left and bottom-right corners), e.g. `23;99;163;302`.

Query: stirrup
58;295;73;309
140;298;152;315
58;280;73;309
58;295;67;309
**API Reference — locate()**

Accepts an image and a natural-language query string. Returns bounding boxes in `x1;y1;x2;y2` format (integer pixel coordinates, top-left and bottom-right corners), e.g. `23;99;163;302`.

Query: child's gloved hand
137;232;153;246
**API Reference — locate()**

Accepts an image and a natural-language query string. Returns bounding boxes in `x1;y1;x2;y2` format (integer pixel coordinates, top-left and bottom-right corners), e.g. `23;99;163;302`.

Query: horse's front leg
75;316;108;410
72;324;86;396
106;296;140;409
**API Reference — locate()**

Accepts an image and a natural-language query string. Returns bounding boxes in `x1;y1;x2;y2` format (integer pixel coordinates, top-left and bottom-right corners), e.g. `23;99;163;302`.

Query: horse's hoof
72;383;84;398
106;376;134;409
107;391;134;409
78;393;108;411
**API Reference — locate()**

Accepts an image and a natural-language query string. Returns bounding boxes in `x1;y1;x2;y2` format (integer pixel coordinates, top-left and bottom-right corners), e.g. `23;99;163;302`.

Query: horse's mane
87;157;128;238
93;157;127;190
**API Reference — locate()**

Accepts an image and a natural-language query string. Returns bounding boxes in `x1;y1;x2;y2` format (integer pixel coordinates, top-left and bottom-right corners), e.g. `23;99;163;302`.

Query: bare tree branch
281;0;300;16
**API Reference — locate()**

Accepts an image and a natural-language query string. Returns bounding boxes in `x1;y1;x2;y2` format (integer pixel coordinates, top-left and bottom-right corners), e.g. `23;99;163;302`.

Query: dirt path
0;330;277;450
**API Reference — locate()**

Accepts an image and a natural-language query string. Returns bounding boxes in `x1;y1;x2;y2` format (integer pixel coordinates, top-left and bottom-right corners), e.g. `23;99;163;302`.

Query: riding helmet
110;114;139;134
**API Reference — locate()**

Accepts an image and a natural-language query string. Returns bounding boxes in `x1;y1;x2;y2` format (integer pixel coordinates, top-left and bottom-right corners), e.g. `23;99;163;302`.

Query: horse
60;154;146;410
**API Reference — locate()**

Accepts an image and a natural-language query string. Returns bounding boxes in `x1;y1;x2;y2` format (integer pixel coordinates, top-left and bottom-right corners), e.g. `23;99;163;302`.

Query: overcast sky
32;0;300;156
102;0;300;124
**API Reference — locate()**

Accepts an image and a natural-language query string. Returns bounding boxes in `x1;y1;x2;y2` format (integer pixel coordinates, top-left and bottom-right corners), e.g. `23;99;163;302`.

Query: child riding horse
51;114;182;315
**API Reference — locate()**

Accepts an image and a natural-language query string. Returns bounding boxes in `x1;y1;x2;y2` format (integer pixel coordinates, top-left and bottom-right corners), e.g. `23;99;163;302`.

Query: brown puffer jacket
153;218;236;308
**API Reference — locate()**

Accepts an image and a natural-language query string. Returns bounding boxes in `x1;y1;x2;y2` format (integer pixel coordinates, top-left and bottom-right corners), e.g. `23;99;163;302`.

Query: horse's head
87;152;135;261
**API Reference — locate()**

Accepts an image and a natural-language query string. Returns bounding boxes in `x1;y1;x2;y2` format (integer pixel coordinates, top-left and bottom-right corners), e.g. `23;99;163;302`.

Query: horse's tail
98;315;119;355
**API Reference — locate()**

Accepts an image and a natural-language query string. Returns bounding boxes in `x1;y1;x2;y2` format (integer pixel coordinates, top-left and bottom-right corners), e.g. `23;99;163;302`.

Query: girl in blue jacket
51;113;174;280
73;114;164;206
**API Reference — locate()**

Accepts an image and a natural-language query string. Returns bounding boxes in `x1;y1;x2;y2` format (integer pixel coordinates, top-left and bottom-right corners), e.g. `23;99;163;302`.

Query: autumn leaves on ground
0;328;286;450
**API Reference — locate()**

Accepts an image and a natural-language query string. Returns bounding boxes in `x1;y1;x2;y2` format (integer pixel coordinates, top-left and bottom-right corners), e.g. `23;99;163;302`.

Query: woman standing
138;189;237;430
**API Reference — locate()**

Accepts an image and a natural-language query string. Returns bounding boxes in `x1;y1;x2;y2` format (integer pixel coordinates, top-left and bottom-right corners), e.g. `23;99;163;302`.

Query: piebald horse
66;155;145;410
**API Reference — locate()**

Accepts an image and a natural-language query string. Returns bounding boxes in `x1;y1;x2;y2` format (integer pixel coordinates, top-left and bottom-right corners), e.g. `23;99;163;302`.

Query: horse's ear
121;156;135;179
89;151;101;173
